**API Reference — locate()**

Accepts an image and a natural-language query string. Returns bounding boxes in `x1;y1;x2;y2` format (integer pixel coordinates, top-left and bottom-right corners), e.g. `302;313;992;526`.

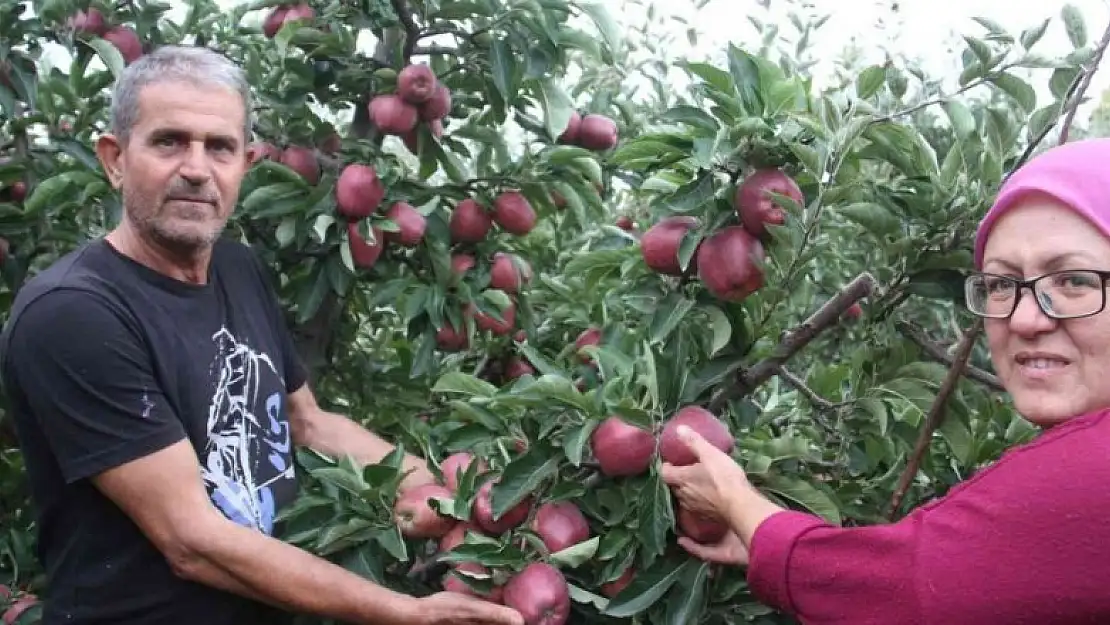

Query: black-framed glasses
965;270;1110;320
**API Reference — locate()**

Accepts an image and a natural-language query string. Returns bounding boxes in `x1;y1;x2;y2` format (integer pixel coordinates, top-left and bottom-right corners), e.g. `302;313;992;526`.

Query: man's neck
105;224;213;285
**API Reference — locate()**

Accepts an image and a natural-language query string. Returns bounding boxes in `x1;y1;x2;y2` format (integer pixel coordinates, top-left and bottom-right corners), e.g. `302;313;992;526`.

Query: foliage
0;0;1099;622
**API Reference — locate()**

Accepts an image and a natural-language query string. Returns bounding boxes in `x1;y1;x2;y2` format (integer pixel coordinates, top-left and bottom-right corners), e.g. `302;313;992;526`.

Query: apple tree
0;0;1104;623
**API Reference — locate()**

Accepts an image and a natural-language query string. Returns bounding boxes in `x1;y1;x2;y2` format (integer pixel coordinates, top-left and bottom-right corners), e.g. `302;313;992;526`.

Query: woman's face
982;195;1110;427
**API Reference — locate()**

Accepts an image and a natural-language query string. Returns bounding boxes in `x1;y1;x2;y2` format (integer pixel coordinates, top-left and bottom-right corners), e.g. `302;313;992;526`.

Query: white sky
38;0;1110;124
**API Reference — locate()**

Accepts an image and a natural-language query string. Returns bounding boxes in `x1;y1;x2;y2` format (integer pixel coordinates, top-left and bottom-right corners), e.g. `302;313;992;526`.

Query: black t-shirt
0;237;309;624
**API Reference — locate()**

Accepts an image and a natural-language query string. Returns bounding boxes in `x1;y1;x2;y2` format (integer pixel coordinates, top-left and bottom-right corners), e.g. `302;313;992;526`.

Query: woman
662;137;1110;624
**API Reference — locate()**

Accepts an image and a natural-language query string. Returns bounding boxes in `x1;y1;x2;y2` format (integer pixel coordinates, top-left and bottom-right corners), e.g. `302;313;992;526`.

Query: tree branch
707;272;877;412
777;367;834;411
390;0;420;62
895;321;1004;392
887;319;982;519
412;45;459;57
1059;23;1110;144
419;24;464;38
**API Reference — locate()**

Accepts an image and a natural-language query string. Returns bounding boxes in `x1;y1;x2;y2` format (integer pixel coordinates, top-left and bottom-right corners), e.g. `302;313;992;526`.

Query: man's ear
96;134;124;189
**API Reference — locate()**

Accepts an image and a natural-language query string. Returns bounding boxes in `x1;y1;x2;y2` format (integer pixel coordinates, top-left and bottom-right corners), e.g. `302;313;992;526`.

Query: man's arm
285;385;435;492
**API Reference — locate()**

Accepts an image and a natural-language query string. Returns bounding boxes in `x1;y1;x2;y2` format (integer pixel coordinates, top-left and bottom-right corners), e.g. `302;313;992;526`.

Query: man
0;45;523;625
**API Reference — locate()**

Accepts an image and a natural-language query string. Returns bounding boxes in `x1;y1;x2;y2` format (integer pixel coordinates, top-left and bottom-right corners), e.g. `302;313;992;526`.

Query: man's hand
677;530;749;566
414;592;523;625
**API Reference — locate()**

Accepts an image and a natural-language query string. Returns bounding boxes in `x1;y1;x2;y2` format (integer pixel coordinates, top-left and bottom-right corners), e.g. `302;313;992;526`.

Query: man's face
99;80;252;252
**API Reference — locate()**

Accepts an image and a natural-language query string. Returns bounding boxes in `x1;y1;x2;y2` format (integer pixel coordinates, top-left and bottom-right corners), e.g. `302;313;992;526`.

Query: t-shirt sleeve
245;248;309;394
4;288;187;484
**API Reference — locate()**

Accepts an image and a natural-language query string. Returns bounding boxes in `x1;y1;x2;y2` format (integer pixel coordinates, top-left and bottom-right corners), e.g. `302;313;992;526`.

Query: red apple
370;94;419;135
441;452;487;492
420;84;452;121
531;501;590;554
280;145;320;185
384;201;426;247
347;222;385;269
336;164;386;219
696;226;765;302
449;198;492;243
394;483;457;539
68;8;108;36
557;111;581;144
577;114;619;151
471;301;516;336
503;357;534;382
640;216;700;275
443;561;504;603
590;416;656;477
502;563;571;625
492;191;537;236
676;506;728;544
436;322;469;351
103;25;143;64
574;327;602;363
471;480;531;535
489;253;532;293
658;406;734;467
600;567;634;598
735;168;802;237
397;63;438;104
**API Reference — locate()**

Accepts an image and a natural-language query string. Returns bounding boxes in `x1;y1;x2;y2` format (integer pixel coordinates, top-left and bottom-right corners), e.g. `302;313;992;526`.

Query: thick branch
390;0;420;62
895;321;1004;392
412;45;459;57
420;24;465;38
1059;22;1110;144
707;272;877;412
887;319;982;519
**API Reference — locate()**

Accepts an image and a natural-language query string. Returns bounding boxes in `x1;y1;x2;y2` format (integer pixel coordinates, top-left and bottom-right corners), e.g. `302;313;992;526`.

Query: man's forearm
181;512;420;625
298;410;434;490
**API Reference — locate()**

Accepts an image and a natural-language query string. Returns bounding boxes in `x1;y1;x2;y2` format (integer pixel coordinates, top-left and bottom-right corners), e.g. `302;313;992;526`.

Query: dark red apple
441;452;487;492
449;198;492;243
503;357;534;382
451;253;476;281
398;63;438;104
659;406;734;467
590;416;656;477
104;25;143;64
282;2;315;23
394;483;457;539
600;567;634;598
347;222;385;269
492;191;537;236
574;327;602;363
280;145;320;185
436;322;469;352
696;226;765;302
439;522;481;553
384;201;426;247
489;253;532;293
250;141;282;164
471;301;516;336
69;8;108;36
577;114;619;151
502;562;571;625
615;215;634;231
676;506;728;544
471;480;531;535
262;5;288;38
419;84;452;121
735;168;803;237
844;302;862;320
640;216;700;275
532;501;590;554
336;164;386;219
370;94;419;135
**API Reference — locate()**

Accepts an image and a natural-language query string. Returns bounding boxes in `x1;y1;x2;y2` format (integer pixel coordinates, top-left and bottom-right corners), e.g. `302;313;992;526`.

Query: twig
895;321;1004;392
419;25;465;38
707;272;877;412
1059;22;1110;145
887;319;982;519
777;367;834;411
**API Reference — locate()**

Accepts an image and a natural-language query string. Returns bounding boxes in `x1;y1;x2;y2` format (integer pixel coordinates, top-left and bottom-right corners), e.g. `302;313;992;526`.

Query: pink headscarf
973;138;1110;269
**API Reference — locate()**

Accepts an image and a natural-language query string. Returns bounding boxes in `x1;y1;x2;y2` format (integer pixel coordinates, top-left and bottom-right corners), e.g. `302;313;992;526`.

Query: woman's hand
659;425;752;522
677;530;749;566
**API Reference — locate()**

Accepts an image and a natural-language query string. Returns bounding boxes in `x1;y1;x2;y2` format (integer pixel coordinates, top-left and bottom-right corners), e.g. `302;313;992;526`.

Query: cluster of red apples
261;2;316;38
390;398;736;624
66;8;143;64
369;63;453;153
641;168;804;302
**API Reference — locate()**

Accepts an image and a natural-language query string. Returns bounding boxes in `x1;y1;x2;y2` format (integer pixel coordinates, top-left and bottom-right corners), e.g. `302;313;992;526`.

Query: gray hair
108;45;254;144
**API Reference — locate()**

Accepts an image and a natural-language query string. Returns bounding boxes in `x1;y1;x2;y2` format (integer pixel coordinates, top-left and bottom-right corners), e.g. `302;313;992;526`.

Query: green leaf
84;38;126;79
432;372;499;398
837;202;902;238
726;44;762;114
538;79;576;142
1062;4;1087;48
856;65;887;99
575;2;621;57
637;471;673;558
1020;18;1051;49
990;73;1036;112
760;473;842;524
943;100;976;138
603;557;693;617
661;561;711;624
489;38;518;103
649;292;697;345
549;535;600;568
490;447;560;520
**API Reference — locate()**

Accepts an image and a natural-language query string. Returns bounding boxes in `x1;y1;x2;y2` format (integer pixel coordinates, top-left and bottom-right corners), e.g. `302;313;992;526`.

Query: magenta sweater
747;408;1110;624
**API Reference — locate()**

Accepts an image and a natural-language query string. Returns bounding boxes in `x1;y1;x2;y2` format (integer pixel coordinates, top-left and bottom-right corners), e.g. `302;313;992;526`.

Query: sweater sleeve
744;411;1110;625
